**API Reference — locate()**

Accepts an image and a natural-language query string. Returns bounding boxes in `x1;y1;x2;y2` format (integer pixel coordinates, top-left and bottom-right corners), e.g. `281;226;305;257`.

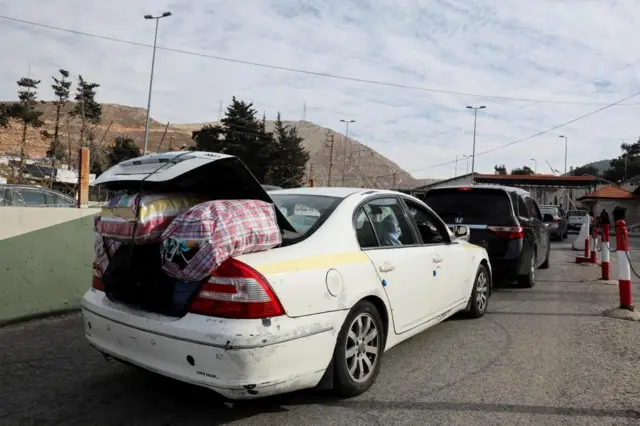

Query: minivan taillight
552;217;560;223
189;258;285;319
487;226;524;240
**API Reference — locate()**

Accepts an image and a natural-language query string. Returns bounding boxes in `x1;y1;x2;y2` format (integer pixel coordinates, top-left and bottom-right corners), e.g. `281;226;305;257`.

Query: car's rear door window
525;197;542;220
424;188;513;224
359;197;416;247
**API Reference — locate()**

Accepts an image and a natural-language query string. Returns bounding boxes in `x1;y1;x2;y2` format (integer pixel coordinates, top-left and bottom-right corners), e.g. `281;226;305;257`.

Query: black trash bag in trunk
102;243;176;314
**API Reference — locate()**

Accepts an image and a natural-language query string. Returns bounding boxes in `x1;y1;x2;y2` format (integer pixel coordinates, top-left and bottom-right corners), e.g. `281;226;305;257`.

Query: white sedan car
82;151;492;400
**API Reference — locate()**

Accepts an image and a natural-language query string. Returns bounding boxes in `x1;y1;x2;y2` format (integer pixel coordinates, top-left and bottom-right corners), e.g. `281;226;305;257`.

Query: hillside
0;102;420;189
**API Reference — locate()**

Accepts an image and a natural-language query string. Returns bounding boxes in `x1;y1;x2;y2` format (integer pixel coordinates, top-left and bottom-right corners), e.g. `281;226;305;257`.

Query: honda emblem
455;217;463;224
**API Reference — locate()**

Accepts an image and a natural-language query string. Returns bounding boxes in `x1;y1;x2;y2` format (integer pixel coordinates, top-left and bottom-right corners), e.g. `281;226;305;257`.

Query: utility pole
325;132;335;186
466;105;486;178
559;135;568;174
463;154;470;174
455;154;459;177
392;172;397;188
340;119;355;186
142;11;172;155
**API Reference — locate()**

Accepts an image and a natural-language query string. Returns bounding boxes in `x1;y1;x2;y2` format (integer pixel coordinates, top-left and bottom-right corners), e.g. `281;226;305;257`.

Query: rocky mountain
0;102;421;189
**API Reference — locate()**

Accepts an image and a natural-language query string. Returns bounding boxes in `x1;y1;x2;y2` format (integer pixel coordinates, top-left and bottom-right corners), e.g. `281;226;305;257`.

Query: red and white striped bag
160;199;282;281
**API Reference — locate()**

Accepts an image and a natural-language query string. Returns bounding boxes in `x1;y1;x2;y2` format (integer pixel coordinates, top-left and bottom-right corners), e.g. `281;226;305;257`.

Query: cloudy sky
1;0;640;179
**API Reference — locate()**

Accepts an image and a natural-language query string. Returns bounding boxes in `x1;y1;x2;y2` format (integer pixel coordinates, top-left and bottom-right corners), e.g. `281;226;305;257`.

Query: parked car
82;151;492;400
539;205;568;240
0;184;76;207
424;184;551;287
567;209;588;230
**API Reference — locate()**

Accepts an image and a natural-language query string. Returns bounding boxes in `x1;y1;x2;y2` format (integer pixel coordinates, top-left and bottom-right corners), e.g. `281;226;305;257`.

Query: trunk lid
93;151;295;232
424;186;518;257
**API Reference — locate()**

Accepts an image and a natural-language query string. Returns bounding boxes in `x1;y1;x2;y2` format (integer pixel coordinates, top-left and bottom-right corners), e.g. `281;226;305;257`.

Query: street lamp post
142;11;172;156
462;154;470;174
531;158;537;174
559;135;567;175
340;119;355;186
455;154;458;177
466;105;486;177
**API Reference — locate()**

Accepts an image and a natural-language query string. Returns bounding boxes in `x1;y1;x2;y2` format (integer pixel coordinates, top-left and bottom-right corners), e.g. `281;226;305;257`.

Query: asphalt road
2;242;640;426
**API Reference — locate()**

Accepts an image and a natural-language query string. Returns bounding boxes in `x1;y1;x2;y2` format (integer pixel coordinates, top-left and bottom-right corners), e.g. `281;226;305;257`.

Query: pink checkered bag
160;199;282;281
93;216;123;276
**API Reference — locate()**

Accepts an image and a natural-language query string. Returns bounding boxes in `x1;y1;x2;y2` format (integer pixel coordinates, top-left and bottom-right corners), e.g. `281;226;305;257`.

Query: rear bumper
81;289;345;400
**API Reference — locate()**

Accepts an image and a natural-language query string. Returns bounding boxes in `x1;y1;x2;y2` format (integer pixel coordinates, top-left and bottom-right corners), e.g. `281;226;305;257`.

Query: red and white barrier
601;223;611;280
590;226;598;264
616;220;634;311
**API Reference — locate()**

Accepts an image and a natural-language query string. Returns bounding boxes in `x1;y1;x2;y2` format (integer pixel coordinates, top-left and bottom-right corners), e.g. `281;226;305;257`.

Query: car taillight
552;217;560;222
92;274;105;291
189;258;285;319
487;226;524;239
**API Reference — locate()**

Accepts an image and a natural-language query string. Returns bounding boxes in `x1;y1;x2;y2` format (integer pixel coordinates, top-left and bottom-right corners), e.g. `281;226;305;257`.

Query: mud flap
315;359;335;390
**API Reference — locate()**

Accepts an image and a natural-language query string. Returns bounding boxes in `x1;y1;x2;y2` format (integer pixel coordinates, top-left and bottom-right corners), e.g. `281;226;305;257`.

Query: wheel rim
345;313;379;383
475;270;488;311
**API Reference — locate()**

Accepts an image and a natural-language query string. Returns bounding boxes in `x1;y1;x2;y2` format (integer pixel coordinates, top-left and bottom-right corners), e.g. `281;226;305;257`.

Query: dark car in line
424;185;552;287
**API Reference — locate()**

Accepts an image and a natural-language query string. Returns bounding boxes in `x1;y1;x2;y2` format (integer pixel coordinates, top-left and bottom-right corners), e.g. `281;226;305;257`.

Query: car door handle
378;262;395;273
432;255;443;263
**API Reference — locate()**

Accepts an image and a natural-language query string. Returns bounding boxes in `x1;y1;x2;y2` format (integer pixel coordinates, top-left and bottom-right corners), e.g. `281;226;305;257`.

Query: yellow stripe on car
255;252;370;275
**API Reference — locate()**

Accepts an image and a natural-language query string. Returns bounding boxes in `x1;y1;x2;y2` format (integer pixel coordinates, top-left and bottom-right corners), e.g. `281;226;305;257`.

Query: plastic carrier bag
160;199;282;282
98;192;204;244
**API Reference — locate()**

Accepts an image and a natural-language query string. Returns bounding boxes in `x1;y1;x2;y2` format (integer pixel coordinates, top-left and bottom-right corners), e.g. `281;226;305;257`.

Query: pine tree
0;103;9;128
70;75;101;147
192;97;275;182
271;112;310;188
494;164;507;175
46;69;72;172
109;136;141;167
603;139;640;183
7;77;44;180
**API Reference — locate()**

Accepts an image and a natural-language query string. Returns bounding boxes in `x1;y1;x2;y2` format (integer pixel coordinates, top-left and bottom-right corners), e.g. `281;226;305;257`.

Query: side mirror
453;225;470;241
543;213;554;222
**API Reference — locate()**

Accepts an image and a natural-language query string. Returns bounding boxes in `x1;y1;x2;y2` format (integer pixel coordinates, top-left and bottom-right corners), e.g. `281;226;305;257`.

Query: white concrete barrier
572;214;591;251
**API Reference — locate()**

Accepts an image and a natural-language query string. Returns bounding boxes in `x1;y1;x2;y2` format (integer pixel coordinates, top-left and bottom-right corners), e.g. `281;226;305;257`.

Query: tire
517;249;536;288
540;242;550;269
333;300;385;398
466;264;490;318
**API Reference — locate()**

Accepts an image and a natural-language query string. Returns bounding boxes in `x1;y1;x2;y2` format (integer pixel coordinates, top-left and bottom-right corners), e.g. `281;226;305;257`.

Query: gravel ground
1;241;639;426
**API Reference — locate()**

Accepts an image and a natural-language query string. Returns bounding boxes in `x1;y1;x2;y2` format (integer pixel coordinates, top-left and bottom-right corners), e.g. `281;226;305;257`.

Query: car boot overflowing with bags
160;199;282;314
93;195;282;316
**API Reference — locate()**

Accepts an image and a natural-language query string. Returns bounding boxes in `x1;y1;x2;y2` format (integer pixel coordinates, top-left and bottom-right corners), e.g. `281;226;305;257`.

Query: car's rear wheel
467;264;490;318
333;300;385;398
517;249;536;288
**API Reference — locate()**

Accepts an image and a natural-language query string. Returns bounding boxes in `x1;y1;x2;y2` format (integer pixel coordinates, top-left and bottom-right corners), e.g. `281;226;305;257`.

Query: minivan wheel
333;300;385;398
517;250;536;288
466;264;490;318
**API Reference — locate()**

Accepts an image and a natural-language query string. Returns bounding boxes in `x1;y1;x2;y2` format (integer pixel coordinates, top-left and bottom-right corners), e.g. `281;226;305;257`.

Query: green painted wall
0;215;96;324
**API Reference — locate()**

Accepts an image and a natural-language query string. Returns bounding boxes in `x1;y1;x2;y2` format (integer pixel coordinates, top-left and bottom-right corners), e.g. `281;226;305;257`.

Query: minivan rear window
424;188;513;224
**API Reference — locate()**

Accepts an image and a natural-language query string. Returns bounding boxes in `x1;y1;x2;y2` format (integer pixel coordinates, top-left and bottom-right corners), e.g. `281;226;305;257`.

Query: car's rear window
540;207;558;216
424;188;513;223
270;194;343;245
568;210;587;217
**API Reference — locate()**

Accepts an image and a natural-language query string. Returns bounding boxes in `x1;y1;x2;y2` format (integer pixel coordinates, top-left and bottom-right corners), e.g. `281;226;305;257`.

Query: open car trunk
93;151;294;317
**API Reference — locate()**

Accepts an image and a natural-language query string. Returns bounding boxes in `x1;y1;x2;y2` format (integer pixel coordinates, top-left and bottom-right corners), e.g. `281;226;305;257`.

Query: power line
3;14;640;107
427;56;640;140
348;88;640;182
